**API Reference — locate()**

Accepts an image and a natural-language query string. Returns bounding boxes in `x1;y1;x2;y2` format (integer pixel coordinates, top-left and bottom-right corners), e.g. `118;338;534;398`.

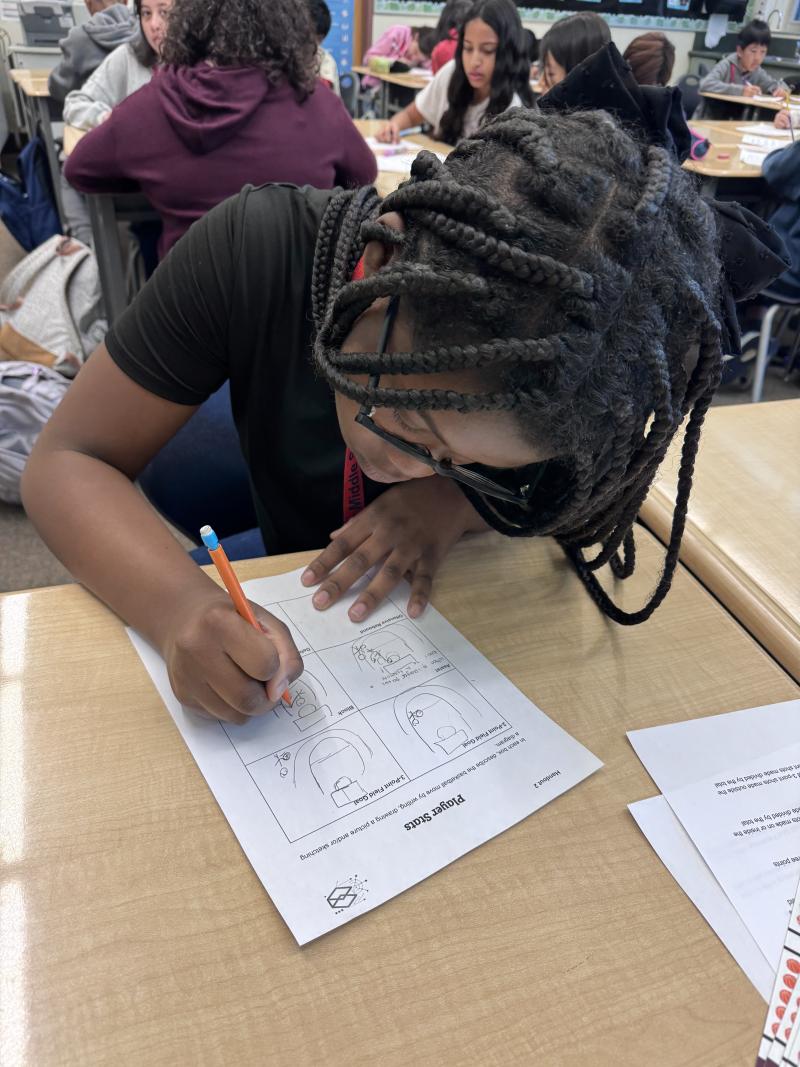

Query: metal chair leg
751;303;782;403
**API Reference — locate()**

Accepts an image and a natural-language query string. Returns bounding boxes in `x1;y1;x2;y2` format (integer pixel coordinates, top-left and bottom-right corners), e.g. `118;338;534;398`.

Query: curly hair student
64;0;376;258
162;0;317;92
24;45;788;724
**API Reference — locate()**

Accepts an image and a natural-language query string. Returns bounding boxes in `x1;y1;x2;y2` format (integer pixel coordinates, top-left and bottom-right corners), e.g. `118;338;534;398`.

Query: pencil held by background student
695;19;788;118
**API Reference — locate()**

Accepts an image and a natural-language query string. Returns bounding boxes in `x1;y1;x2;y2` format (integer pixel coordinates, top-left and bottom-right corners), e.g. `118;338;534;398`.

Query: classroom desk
2;529;798;1065
700;89;800;113
640;398;800;684
8;67;65;225
352;64;431;118
62;121;82;157
354;117;451;197
684;119;766;182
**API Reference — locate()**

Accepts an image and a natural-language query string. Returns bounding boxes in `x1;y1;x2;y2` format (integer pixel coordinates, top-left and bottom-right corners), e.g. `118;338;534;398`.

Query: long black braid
312;107;723;625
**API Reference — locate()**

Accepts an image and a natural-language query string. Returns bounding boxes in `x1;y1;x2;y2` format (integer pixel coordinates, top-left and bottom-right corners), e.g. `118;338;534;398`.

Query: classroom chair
677;73;701;119
339;71;358;117
736;299;800;401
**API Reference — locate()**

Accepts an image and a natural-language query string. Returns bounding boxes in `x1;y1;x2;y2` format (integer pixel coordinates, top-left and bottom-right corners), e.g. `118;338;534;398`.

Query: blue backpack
0;137;60;253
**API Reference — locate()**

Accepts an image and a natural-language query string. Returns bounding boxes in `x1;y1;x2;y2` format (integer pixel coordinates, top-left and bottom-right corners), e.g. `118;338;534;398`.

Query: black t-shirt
106;183;388;555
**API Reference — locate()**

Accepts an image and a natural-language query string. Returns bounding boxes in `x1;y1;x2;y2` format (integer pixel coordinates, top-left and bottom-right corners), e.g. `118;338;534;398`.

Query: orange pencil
200;524;291;704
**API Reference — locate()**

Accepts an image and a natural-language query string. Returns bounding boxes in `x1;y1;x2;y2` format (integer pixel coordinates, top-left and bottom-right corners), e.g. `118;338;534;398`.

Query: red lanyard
343;447;365;523
342;255;367;523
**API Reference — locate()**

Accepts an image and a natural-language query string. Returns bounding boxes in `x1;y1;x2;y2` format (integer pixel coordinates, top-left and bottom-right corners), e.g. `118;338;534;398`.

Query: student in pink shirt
362;24;435;89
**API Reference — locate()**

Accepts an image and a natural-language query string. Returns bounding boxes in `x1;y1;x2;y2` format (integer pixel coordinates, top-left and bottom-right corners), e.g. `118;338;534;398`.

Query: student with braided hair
376;0;533;145
23;45;787;724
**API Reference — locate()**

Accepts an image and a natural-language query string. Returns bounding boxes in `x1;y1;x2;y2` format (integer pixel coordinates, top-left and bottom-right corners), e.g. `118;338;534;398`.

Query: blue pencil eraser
200;524;219;551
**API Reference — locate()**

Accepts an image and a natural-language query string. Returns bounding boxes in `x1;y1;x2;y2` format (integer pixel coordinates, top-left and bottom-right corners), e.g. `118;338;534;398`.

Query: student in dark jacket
48;0;138;102
64;0;377;259
760;142;800;301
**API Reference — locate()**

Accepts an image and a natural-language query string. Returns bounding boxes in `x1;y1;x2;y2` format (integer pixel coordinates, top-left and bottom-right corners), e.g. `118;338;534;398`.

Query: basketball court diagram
222;590;509;841
394;685;483;755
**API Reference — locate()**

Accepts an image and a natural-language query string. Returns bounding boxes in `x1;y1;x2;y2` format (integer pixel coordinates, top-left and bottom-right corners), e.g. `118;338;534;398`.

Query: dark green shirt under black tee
106;183;387;555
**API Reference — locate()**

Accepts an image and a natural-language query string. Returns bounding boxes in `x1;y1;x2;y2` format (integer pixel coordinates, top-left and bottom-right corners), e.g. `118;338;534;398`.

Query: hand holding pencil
159;527;303;725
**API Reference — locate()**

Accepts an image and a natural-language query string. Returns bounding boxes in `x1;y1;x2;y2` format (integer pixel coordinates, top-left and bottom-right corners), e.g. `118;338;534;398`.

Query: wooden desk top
355;117;451;198
9;67;51;98
63;124;85;156
700;89;800;112
641;398;800;682
2;529;797;1064
352;64;431;91
684;119;776;179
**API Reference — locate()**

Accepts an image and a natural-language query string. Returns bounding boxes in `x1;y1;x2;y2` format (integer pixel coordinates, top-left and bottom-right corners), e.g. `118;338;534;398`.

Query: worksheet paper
783;1011;800;1066
629;701;800;972
663;744;800;969
740;148;771;167
127;567;602;944
365;137;447;174
751;95;800;106
758;870;800;1066
741;133;792;150
629;795;774;1002
736;124;794;137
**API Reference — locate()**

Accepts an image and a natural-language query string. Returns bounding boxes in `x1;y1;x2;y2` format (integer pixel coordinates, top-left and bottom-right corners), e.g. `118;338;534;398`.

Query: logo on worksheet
326;875;369;913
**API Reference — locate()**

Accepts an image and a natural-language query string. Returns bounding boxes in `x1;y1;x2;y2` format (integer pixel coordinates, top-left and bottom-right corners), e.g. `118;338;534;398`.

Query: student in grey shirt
63;0;170;129
48;1;137;103
59;1;169;249
695;19;788;117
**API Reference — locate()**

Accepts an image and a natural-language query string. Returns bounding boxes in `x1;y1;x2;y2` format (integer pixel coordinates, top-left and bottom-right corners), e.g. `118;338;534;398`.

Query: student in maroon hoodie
64;0;377;259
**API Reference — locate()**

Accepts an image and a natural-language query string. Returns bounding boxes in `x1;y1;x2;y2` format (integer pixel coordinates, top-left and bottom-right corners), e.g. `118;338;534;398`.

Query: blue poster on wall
323;1;357;73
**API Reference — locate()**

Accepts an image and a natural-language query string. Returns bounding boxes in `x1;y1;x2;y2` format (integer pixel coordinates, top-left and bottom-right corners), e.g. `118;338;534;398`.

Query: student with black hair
308;0;339;95
23;45;787;724
431;0;473;73
523;28;538;67
539;12;610;90
376;0;533;145
696;19;788;117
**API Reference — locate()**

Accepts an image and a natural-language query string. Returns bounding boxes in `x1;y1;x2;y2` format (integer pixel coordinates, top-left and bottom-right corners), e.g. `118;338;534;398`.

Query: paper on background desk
128;567;602;944
742;133;792;151
629;701;800;976
365;136;447;173
737;124;793;137
749;94;800;106
663;743;800;967
740;148;771;167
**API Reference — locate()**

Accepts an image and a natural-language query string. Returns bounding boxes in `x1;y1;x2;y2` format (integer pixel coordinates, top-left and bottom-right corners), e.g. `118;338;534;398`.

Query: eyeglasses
354;295;535;507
